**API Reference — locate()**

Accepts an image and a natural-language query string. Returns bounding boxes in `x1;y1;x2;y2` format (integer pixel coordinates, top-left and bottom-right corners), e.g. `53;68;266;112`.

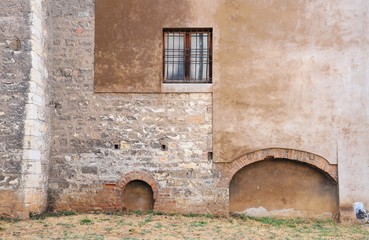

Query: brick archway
215;148;337;188
117;171;159;200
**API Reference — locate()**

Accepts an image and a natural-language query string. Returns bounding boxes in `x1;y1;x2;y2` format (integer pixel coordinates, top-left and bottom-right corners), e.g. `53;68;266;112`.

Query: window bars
163;28;212;83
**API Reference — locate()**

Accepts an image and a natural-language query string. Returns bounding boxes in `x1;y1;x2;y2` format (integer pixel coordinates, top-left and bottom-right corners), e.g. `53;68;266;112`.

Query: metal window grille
163;28;212;83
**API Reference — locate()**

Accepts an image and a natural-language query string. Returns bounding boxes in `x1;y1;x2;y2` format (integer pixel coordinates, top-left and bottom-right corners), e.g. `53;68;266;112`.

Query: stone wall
0;0;31;218
48;0;225;214
0;0;50;218
21;0;50;214
2;0;366;220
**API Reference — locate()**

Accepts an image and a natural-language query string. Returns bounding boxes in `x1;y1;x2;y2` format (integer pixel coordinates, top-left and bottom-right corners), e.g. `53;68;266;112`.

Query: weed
138;215;153;227
0;227;5;231
93;235;105;240
80;218;93;225
63;230;69;240
184;213;197;218
155;222;162;229
201;213;215;219
97;218;111;222
104;227;113;233
116;219;125;226
152;211;165;216
30;211;76;220
131;210;143;215
348;225;369;235
140;228;152;235
183;213;217;219
248;216;312;227
189;221;207;227
0;216;20;222
57;222;76;228
213;226;221;233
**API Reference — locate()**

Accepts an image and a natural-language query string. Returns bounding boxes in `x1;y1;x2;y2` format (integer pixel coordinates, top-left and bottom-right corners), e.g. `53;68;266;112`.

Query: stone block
81;166;98;174
23;150;41;161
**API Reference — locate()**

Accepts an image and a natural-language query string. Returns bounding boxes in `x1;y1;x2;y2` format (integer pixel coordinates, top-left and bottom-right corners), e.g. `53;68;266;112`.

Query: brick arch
117;171;159;200
216;148;337;188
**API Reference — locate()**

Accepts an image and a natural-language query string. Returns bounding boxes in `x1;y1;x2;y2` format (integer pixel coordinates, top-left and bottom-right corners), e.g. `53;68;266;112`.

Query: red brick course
215;148;338;188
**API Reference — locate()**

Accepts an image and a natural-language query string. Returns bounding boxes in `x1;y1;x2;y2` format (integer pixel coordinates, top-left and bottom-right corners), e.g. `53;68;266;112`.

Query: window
163;28;212;83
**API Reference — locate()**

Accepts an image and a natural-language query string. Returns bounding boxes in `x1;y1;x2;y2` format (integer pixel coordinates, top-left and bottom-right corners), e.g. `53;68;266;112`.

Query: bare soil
0;212;368;240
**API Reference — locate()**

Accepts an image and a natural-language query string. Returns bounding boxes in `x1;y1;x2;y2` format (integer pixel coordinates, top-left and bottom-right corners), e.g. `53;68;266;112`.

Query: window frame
163;28;213;84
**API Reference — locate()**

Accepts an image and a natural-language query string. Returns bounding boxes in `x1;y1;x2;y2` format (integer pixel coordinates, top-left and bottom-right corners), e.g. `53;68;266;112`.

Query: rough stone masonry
0;0;49;218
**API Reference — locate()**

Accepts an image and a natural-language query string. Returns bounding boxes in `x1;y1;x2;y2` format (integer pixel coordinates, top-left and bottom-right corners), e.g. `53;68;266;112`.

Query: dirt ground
1;212;369;240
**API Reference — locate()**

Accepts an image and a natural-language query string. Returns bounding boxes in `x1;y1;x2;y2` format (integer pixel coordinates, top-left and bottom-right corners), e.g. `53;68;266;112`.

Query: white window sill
161;83;212;93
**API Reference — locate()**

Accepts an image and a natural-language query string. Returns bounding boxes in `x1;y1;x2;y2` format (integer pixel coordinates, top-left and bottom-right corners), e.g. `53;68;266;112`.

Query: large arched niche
216;148;338;218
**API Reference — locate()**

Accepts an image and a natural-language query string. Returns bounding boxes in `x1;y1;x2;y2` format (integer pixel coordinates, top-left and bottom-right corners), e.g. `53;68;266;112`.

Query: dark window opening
163;28;212;83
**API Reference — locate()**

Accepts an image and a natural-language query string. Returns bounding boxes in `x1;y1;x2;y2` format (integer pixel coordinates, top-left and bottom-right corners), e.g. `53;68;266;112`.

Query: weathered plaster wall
95;0;192;92
213;0;369;165
48;0;223;214
0;0;50;217
211;0;369;219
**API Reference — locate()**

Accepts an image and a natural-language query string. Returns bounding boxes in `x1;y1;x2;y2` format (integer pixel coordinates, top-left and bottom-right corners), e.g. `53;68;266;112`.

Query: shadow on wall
122;180;154;211
229;158;339;218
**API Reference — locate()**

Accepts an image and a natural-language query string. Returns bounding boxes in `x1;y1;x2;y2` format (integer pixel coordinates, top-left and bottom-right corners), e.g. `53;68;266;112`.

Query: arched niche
122;180;154;211
229;158;339;218
117;171;159;211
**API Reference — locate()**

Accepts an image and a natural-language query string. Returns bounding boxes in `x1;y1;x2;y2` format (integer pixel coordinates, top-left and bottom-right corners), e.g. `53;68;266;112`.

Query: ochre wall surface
213;0;369;165
95;0;190;92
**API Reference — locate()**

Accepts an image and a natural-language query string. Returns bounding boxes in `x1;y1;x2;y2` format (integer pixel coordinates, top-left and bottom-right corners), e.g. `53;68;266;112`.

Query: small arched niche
229;158;338;218
122;180;154;211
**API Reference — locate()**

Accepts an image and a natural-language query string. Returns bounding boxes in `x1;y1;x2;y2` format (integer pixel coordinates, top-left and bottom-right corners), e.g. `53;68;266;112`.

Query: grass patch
1;211;369;239
29;211;76;220
56;222;76;228
242;216;312;227
138;215;153;227
79;218;93;225
0;216;21;222
183;212;220;219
189;221;208;227
155;222;162;229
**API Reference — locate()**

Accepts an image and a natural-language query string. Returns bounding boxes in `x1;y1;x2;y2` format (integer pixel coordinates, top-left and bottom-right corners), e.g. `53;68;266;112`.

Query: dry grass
0;211;368;239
